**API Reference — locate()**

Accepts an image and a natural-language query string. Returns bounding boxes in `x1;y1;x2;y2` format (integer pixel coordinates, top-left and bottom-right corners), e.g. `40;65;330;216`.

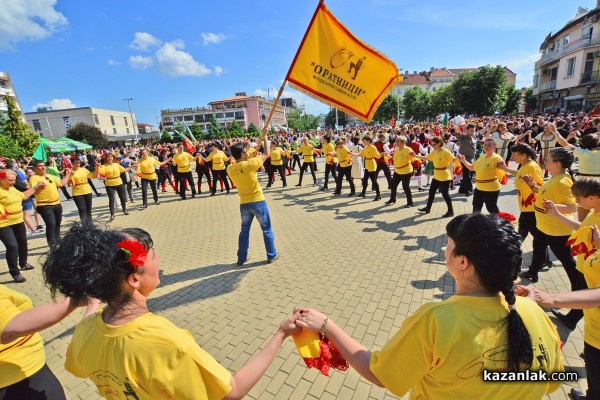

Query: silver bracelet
321;315;329;337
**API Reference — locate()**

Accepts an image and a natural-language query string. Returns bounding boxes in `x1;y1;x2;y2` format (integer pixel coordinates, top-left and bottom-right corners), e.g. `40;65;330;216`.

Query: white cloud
0;0;67;51
169;39;185;49
129;32;161;51
201;32;227;45
33;98;77;111
107;59;121;66
154;43;211;77
128;55;153;70
214;66;224;77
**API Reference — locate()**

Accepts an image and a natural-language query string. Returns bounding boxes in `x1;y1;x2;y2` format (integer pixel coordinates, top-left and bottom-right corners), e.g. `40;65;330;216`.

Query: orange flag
286;1;400;122
390;115;395;126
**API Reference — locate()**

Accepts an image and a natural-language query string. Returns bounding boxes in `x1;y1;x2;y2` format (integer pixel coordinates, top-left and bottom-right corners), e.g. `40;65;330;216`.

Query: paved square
3;161;587;399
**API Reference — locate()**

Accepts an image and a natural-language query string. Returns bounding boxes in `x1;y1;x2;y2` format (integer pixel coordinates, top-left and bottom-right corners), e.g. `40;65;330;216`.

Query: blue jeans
238;200;276;262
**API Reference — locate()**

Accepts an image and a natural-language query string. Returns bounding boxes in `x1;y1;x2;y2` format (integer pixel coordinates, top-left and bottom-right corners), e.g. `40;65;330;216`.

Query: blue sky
1;0;595;125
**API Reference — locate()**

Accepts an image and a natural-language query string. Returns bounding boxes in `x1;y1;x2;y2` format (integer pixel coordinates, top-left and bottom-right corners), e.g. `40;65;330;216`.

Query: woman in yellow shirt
413;137;455;217
0;170;44;283
96;153;130;222
43;225;301;400
199;143;231;196
331;139;355;196
320;135;337;191
295;137;318;187
135;149;170;209
353;136;383;201
296;214;563;400
28;160;70;246
385;136;414;207
68;158;94;222
458;138;503;214
266;141;287;188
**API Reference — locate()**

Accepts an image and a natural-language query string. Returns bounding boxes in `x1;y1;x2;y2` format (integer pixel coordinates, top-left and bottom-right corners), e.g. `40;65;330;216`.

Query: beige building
24;107;155;142
161;92;287;134
533;3;600;112
0;71;24;119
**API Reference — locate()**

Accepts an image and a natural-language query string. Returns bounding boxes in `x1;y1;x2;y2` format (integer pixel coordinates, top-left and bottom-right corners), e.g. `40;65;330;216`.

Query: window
215;113;224;118
113;128;117;134
124;116;128;126
174;116;183;122
94;114;99;124
32;119;41;131
566;57;576;77
184;115;193;121
126;128;130;134
235;111;245;119
194;115;204;122
562;35;570;47
110;116;115;126
225;112;234;118
533;74;539;88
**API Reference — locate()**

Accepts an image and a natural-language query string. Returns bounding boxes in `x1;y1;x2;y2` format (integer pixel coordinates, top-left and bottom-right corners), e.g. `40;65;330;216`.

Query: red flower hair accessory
497;212;516;223
0;171;6;179
116;240;147;270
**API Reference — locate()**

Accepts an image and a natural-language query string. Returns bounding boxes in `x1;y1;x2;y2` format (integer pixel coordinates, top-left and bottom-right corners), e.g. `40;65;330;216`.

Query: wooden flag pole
261;82;286;139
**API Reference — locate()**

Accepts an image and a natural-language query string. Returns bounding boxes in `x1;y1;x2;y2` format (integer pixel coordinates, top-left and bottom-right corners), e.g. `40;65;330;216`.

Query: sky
1;0;596;126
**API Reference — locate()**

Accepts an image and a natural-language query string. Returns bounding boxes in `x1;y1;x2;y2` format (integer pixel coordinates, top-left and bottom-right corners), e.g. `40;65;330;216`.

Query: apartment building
533;3;600;112
0;72;24;119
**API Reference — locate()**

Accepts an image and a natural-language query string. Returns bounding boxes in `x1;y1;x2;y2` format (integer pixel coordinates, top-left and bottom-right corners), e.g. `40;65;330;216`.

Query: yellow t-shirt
393;147;414;175
576;212;600;272
247;148;257;158
298;145;315;163
335;145;352;168
99;164;125;187
535;174;576;236
370;295;562;399
65;312;232;400
515;161;544;212
426;148;454;181
206;151;228;171
322;142;336;164
0;186;24;227
173;152;194;173
0;285;46;388
138;157;160;181
227;157;265;204
360;145;381;172
70;168;94;197
29;174;61;205
582;250;600;350
270;148;284;166
473;153;503;192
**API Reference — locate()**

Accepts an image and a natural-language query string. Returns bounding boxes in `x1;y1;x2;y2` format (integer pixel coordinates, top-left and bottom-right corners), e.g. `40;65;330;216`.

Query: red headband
116;240;147;270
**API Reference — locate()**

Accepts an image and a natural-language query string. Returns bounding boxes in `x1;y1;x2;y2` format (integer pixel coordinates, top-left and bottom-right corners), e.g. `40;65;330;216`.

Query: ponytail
502;288;533;371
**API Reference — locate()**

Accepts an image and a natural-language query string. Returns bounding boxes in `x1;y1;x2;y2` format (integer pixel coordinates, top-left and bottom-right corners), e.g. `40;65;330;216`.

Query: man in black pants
455;123;477;197
320;135;337;190
333;139;355;196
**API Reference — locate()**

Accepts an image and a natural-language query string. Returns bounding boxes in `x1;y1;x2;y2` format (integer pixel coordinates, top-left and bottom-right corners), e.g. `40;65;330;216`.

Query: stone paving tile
1;164;588;399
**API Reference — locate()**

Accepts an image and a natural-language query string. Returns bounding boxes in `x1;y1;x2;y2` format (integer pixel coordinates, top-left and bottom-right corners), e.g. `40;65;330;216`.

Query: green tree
2;95;39;155
372;94;400;124
189;122;203;139
159;131;172;144
429;85;455;118
452;65;507;115
246;123;260;137
228;119;244;138
324;109;347;129
400;87;431;121
523;88;537;114
66;122;109;149
502;85;522;115
208;115;224;138
0;135;24;159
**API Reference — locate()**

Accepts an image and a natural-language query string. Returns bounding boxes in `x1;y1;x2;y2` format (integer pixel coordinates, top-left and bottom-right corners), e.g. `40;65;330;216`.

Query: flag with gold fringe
285;1;399;122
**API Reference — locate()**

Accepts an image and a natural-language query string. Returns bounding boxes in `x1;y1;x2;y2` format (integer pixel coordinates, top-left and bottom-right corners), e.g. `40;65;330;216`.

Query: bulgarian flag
173;129;196;154
390;115;395;127
440;113;449;128
277;125;289;135
293;329;348;376
184;124;197;141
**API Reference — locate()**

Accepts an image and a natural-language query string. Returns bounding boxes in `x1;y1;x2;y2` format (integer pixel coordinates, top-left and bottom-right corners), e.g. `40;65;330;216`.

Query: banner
286;1;399;122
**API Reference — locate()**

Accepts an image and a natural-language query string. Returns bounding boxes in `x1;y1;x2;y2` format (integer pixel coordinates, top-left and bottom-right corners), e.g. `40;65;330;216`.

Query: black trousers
335;165;355;194
0;364;65;400
323;163;338;187
37;204;63;247
268;164;286;186
158;168;173;186
518;212;550;267
458;163;473;193
105;185;127;215
472;189;500;214
360;170;380;196
141;178;159;205
299;161;317;184
389;172;413;204
424;179;453;213
376;162;392;187
196;168;211;191
0;222;27;277
529;232;587;323
120;173;134;201
180;171;197;198
210;170;228;195
72;194;92;222
291;154;301;170
584;342;600;400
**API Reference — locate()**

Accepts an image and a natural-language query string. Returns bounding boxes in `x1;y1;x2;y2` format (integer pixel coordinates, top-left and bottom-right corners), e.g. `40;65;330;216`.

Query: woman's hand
592;225;600;248
277;311;302;338
515;285;554;308
520;174;533;186
293;308;328;333
495;160;507;171
542;199;559;216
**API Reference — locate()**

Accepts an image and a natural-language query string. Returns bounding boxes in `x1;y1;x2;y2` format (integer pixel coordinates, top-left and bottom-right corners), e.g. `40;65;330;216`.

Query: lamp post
123;97;137;144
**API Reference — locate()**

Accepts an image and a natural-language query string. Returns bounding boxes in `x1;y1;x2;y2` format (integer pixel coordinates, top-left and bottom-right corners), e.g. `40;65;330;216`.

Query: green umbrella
61;137;93;150
39;138;77;153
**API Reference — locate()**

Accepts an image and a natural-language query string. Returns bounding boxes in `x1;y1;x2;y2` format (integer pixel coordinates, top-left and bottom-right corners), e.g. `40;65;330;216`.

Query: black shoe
36;225;44;231
357;192;366;198
348;191;355;197
267;253;281;264
210;193;215;196
236;259;247;266
192;194;196;198
333;192;341;196
20;263;35;271
123;210;129;215
418;208;430;214
226;191;230;195
283;184;287;188
312;182;318;187
181;197;187;200
295;183;302;187
266;185;272;188
385;200;395;205
518;271;538;283
154;201;160;205
550;309;578;330
570;388;586;400
96;193;103;197
465;191;472;197
442;211;454;218
109;214;115;222
142;204;148;209
418;187;424;192
319;186;327;191
12;274;26;283
544;259;553;269
404;204;413;208
373;195;381;201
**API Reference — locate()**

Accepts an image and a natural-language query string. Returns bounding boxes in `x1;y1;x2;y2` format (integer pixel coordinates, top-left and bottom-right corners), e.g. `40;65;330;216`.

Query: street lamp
123;97;137;144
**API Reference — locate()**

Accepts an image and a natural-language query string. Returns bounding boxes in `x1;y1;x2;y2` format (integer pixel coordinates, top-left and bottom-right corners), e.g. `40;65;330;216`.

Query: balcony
539;34;600;66
539;80;557;92
581;70;600;84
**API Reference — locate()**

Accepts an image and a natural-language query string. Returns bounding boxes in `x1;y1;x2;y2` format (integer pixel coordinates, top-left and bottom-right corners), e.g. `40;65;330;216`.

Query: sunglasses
45;177;53;184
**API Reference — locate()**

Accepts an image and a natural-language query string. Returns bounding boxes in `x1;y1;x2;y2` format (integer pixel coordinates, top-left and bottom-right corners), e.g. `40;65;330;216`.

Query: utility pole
123;97;137;144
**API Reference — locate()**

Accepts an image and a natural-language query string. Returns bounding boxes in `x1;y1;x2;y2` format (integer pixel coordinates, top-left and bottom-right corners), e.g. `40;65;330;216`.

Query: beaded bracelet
321;315;329;337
